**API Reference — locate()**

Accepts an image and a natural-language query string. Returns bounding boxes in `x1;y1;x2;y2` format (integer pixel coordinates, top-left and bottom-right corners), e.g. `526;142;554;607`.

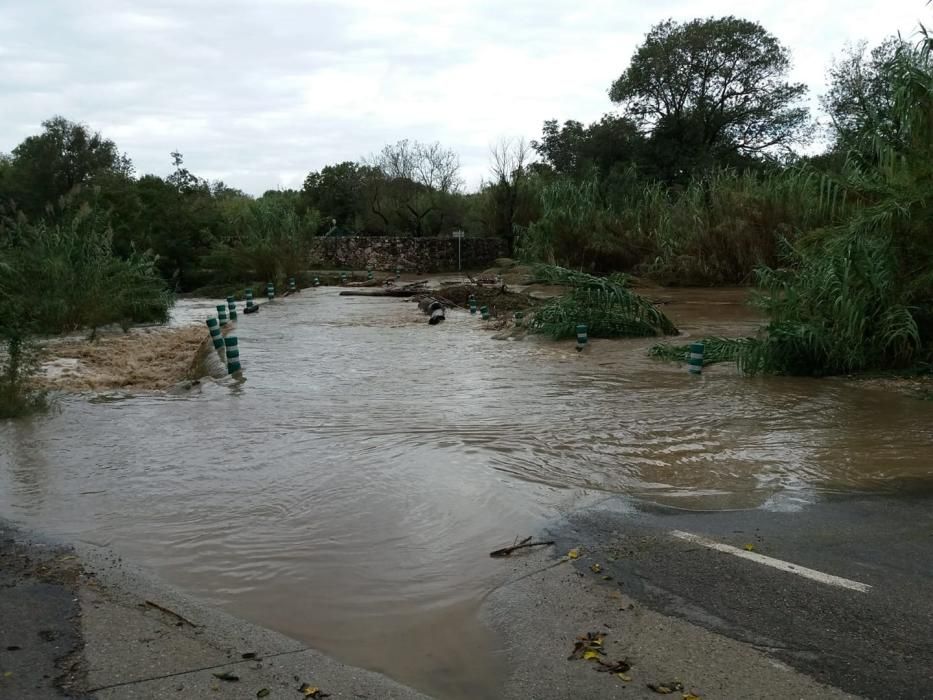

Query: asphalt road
550;493;933;700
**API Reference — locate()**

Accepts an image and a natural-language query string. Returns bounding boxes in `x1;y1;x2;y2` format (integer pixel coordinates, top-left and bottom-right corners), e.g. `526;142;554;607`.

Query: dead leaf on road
567;631;606;660
257;689;270;698
648;680;684;694
212;672;239;682
299;682;330;698
567;548;581;559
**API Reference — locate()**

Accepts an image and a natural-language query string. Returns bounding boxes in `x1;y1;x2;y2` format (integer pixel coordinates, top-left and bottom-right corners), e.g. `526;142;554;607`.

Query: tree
301;161;368;230
532;116;644;178
2;116;133;217
609;17;810;178
822;37;907;151
486;137;536;254
366;140;463;236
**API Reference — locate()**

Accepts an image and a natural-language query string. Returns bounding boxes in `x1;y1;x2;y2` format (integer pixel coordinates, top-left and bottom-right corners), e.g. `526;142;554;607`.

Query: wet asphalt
550;493;933;700
0;524;84;698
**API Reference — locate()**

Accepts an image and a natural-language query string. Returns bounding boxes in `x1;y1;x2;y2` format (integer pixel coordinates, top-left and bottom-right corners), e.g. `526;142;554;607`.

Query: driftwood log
339;282;429;298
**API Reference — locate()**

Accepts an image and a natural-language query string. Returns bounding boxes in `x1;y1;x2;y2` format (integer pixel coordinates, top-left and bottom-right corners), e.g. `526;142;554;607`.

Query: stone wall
308;236;508;272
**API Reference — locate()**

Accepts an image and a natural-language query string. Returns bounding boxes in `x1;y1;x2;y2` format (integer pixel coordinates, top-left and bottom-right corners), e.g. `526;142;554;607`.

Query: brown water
2;287;932;698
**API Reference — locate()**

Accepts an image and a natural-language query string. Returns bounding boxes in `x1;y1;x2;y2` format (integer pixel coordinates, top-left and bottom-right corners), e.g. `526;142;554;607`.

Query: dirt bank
37;325;210;392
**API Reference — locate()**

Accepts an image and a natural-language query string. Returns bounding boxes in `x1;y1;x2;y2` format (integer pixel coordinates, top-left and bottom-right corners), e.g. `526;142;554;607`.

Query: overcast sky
0;0;926;194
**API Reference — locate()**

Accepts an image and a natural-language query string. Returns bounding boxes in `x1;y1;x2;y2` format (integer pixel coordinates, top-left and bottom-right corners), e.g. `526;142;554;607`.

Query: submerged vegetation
529;265;678;340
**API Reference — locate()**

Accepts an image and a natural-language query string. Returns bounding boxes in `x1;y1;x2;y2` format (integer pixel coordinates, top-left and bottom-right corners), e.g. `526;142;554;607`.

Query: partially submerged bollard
688;342;704;375
395;267;401;280
206;318;223;350
244;288;254;310
227;296;237;322
469;295;477;315
367;269;374;281
217;304;228;327
313;277;320;287
340;272;347;285
288;277;296;293
266;282;275;301
224;335;241;375
480;305;489;321
576;324;588;352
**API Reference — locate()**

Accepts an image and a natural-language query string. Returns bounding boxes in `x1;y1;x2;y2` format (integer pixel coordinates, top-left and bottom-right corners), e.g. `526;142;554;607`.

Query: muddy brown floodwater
2;287;933;698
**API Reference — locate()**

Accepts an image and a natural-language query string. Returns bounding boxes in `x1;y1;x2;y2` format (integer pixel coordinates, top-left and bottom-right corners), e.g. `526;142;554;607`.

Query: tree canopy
609;17;811;177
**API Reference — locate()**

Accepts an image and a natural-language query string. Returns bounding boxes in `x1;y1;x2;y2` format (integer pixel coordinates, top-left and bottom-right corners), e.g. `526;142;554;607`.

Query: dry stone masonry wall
309;237;507;272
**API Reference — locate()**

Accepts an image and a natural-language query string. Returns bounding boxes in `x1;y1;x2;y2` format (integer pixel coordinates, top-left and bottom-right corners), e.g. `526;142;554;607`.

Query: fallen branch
489;540;555;558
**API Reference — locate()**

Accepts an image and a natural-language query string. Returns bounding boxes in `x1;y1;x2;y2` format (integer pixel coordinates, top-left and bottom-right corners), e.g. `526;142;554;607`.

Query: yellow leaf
683;694;701;700
743;543;755;552
590;563;602;573
567;548;580;559
617;673;633;682
582;649;601;661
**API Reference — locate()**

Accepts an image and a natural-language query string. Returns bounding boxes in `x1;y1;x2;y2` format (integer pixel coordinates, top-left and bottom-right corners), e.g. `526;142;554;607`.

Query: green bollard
227;296;237;322
288;277;296;292
367;270;374;281
395;267;401;280
266;282;275;301
340;272;347;285
514;311;524;326
576;324;588;352
480;305;489;321
224;335;241;374
688;342;704;375
313;277;320;287
216;304;228;327
206;318;223;350
245;288;254;310
469;294;477;315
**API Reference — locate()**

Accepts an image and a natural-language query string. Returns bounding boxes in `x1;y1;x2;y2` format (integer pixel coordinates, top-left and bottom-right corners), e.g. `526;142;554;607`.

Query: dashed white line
670;530;872;593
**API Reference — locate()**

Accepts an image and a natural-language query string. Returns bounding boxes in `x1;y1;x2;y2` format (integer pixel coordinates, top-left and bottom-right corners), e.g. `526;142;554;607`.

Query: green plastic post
688;342;704;375
206;318;223;349
224;335;241;374
576;324;588;352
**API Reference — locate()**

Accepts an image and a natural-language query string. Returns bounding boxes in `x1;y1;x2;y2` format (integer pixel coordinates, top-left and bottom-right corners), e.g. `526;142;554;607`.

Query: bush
0;203;172;334
0;332;50;419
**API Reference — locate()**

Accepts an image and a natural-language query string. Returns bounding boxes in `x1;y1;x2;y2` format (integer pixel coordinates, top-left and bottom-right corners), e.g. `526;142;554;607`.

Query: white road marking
670;530;872;593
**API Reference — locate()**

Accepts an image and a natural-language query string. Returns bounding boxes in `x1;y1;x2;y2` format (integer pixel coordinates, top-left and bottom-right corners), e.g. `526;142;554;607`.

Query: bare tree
365;139;463;236
487;137;533;254
373;139;462;193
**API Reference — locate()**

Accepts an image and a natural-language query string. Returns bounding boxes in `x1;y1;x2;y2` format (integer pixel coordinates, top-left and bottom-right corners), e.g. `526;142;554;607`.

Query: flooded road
2;287;932;698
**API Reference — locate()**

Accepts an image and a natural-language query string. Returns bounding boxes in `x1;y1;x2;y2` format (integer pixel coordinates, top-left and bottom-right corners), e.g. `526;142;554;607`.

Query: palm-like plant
530;265;678;339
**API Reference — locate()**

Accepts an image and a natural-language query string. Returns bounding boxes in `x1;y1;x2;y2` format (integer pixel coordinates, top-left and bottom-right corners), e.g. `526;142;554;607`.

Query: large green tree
1;116;133;216
610;17;810;179
822;37;907;152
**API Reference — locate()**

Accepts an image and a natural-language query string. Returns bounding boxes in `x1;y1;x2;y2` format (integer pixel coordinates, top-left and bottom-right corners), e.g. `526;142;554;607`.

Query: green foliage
529;265;678;340
0;202;172;334
649;337;754;365
0;332;50;419
518;167;829;283
609;17;810;181
737;38;933;375
202;196;321;287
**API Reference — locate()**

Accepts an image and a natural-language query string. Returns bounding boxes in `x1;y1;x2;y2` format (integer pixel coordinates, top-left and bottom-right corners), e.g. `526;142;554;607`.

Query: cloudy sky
0;0;926;194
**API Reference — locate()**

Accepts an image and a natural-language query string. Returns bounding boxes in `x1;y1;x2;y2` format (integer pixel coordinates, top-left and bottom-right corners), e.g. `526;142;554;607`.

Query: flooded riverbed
2;287;932;697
